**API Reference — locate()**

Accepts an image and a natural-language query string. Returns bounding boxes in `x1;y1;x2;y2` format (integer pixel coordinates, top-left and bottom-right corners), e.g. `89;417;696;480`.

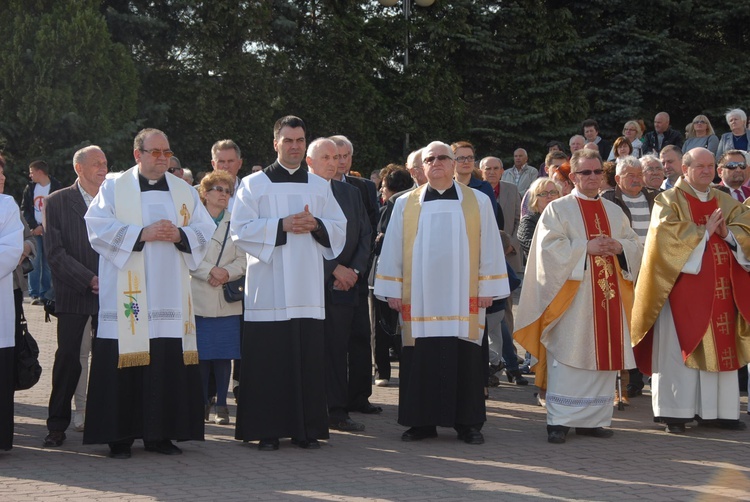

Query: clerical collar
424;183;458;201
138;173;169;191
278;160;301;175
572;188;599;201
686;182;711;201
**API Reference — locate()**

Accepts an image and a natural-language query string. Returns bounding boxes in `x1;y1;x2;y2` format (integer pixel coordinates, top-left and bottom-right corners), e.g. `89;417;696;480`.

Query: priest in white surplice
374;141;509;445
0;194;24;451
631;147;750;434
231;116;346;451
84;128;214;459
515;149;642;444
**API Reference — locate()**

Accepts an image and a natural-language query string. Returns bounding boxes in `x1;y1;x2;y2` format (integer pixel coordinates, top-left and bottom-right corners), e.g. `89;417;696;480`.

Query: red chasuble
575;198;625;370
670;192;750;371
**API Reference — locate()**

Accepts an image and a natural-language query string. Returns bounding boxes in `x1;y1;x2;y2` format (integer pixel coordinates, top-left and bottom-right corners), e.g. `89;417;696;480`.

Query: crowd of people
1;108;750;456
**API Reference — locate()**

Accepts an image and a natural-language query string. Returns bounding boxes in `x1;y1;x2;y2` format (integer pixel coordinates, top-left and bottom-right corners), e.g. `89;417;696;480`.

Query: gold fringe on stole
514;280;580;391
183;350;199;366
461;184;480;341
118;352;151;369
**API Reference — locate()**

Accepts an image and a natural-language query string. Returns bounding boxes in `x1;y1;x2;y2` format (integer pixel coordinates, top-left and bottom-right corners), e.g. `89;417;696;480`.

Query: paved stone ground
3;300;750;501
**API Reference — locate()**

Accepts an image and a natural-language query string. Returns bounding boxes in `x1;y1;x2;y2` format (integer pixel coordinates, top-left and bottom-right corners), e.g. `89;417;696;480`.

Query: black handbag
216;221;245;303
20;256;33;276
14;312;42;391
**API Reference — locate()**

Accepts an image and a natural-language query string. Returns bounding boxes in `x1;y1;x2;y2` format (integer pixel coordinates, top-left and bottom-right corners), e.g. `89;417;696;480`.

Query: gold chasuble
400;183;480;347
631;179;750;374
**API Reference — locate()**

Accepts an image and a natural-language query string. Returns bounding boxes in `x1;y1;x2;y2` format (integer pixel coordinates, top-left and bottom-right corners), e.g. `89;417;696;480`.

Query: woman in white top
608;121;643;160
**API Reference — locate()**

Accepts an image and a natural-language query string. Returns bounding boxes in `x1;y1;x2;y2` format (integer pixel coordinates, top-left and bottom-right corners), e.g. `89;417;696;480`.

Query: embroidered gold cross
593;214;606;237
180;204;190;226
721;347;735;368
715;277;730;300
716;312;731;336
124;271;142;335
713;243;729;266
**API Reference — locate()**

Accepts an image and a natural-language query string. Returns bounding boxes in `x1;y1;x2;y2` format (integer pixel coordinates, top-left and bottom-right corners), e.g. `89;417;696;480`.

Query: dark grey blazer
324;180;372;289
44;182;99;315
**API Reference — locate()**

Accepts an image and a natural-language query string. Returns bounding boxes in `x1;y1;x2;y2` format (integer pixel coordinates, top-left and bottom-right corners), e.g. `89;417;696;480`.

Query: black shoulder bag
216;222;245;303
14;311;42;390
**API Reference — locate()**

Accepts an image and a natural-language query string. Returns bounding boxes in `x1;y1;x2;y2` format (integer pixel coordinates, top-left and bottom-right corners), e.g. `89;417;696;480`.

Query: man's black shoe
43;431;66;447
575;427;613;438
456;427;484;445
350;402;382;414
547;430;566;444
258;438;279;451
144;440;182;455
329;417;365;432
291;438;320;449
626;385;643;398
108;444;132;459
401;426;437;442
665;423;686;434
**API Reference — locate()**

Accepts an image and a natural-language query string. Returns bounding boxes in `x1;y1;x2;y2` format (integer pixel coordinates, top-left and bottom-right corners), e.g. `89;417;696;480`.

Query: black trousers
47;312;95;432
325;303;355;420
370;293;399;381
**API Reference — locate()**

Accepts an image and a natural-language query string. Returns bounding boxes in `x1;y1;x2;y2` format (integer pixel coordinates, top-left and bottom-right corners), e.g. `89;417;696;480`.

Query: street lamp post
378;0;435;157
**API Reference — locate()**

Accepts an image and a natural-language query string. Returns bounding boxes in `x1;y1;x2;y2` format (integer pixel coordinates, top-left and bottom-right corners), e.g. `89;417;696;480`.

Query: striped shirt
621;192;650;245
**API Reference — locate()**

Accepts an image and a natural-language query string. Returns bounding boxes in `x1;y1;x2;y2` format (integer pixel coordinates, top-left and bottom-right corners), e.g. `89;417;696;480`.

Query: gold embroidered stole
115;169;198;367
400;183;480;346
575;198;625;370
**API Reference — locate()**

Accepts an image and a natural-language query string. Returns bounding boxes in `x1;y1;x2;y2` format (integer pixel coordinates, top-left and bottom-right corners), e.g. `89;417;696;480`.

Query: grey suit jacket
496;181;522;272
44;182;99;315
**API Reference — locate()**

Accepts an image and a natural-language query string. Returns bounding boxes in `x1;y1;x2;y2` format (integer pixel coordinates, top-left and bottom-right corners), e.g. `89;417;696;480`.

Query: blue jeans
28;234;53;300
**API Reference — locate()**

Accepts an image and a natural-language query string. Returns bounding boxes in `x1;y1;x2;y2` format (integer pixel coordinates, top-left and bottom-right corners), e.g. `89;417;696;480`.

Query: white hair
423;141;454;159
615;156;641;175
72;145;103;167
726;108;747;125
329;135;353;155
306;137;337;158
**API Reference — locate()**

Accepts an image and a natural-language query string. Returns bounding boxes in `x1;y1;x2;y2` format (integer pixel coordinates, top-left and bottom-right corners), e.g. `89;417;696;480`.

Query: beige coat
191;210;246;317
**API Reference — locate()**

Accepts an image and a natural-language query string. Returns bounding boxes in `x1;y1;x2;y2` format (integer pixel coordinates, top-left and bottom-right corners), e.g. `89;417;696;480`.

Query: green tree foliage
0;0;138;198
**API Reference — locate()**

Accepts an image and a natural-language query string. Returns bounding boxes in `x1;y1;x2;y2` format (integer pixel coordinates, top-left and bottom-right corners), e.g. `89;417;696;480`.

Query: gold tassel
118;351;151;368
183;350;199;366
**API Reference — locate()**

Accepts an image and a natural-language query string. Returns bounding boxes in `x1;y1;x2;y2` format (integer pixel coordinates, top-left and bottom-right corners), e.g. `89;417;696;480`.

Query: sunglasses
574;169;604;176
141;148;174;159
167;167;183;173
422;154;452;165
724;162;747;170
208;186;232;195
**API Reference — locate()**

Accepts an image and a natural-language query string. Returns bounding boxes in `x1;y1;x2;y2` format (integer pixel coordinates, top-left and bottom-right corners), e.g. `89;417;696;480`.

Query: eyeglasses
140;148;174;159
455;155;475;163
623;128;639;133
537;190;559;197
422;154;452;165
693;120;707;124
644;167;664;173
208;186;232;195
723;162;747;170
573;169;604;176
167;167;183;173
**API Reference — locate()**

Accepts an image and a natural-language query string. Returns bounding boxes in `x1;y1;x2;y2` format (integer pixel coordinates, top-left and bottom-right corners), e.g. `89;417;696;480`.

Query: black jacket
641;128;684;155
21;176;63;229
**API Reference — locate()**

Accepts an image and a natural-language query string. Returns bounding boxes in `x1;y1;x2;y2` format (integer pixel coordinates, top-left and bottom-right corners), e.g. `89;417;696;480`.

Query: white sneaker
375;379;389;387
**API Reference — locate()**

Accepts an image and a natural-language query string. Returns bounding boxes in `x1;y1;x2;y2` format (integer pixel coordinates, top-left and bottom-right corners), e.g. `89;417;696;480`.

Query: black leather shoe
506;369;529;386
665;423;686;434
547;430;566;444
144;440;182;455
626;385;643;398
456;428;484;445
108;444;132;459
401;426;437;442
43;431;66;447
258;438;280;451
329;417;365;432
575;427;614;438
350;402;383;414
291;438;321;449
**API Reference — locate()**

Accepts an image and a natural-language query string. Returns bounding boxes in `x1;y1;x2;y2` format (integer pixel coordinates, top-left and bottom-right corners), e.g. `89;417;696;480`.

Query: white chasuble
0;196;24;349
515;192;642;371
374;182;509;345
230;171;347;322
86;168;214;362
